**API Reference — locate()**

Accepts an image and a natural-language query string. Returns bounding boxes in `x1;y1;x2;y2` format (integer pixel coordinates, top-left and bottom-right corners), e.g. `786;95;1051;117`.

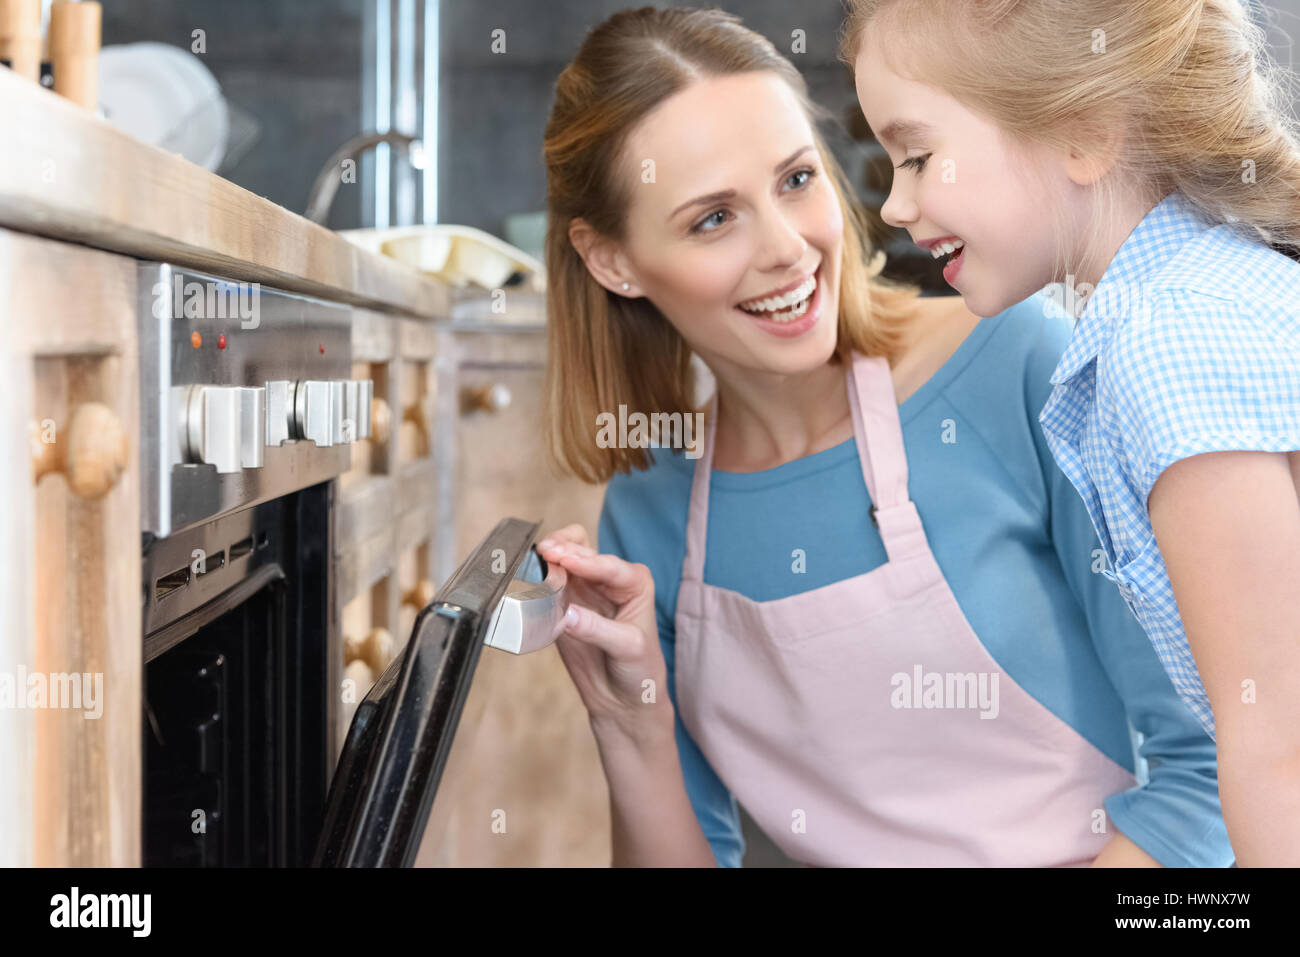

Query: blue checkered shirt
1038;190;1300;740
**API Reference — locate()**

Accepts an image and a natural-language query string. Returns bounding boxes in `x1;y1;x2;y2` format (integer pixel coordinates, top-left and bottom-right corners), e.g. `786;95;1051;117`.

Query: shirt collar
1048;190;1213;385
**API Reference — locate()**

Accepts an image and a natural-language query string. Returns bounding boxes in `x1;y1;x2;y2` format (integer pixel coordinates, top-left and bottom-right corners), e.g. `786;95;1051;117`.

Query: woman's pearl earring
621;282;630;292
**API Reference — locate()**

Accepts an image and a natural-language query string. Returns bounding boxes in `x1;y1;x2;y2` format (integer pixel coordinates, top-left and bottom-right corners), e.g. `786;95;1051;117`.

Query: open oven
143;504;565;867
137;262;571;866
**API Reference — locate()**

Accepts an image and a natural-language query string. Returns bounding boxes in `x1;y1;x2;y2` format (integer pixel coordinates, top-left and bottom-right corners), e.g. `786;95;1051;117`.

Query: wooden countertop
0;68;449;318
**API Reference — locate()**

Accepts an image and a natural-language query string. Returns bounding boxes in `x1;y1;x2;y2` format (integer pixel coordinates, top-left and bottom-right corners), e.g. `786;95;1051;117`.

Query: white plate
340;225;546;292
98;42;229;171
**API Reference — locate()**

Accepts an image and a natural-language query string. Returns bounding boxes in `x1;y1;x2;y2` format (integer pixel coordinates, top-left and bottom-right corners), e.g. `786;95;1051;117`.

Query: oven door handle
482;557;569;655
481;545;619;655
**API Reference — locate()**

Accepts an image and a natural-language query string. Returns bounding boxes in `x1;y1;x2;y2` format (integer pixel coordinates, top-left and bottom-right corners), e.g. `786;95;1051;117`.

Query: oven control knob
340;379;371;442
179;385;266;474
265;380;294;447
341;380;359;444
295;379;346;447
291;380;375;447
335;379;375;444
356;380;373;440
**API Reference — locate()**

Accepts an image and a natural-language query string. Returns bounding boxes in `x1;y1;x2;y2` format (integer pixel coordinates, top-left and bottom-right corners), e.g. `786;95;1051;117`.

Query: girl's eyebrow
668;144;817;222
877;119;933;148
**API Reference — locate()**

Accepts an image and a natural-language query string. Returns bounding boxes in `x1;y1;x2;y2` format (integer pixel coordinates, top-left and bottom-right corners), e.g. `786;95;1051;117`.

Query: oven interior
142;483;330;867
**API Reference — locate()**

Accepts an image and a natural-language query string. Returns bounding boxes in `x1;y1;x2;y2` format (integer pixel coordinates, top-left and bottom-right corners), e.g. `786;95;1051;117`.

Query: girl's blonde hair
839;0;1300;281
543;5;918;484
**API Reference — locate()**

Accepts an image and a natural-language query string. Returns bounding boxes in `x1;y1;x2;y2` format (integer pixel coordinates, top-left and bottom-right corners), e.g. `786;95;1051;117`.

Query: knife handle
49;0;100;110
0;0;41;82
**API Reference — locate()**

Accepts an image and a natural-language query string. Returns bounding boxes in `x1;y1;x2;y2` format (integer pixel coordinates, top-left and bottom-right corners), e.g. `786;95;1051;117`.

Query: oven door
313;516;572;867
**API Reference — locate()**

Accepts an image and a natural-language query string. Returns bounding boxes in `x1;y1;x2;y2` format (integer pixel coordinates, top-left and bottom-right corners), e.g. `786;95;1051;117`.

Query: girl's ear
1062;127;1123;187
568;218;641;297
1064;151;1110;187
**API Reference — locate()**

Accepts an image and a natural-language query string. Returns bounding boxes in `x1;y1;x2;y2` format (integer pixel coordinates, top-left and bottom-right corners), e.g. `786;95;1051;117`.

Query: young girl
535;6;1230;867
841;0;1300;865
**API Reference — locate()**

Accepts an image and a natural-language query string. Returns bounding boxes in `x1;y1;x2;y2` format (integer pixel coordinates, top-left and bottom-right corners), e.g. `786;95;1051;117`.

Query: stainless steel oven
137;263;372;865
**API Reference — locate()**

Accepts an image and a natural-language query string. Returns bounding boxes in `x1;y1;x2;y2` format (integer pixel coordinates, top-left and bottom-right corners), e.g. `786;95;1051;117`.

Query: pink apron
673;352;1136;866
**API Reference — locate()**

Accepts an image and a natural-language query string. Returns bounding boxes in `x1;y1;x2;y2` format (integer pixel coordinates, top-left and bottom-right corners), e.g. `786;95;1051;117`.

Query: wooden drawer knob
369;396;392;445
344;626;395;673
32;402;128;499
400;400;432;456
460;383;511;414
403;399;432;430
402;579;435;611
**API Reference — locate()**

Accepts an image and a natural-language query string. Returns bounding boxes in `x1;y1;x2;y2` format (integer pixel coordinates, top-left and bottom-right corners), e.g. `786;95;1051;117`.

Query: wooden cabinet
0;229;142;866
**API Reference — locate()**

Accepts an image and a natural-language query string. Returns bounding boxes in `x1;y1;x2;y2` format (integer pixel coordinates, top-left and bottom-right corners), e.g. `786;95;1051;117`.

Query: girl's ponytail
1155;0;1300;258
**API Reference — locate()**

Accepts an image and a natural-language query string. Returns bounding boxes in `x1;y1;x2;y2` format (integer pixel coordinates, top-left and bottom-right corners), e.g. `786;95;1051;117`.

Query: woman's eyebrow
667;144;817;222
876;119;933;148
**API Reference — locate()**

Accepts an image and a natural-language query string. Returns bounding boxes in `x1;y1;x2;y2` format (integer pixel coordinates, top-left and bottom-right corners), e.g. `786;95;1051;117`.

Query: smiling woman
541;7;918;484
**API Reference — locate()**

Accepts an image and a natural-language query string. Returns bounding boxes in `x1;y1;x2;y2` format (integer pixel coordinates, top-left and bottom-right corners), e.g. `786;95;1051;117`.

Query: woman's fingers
540;540;595;559
546;548;649;603
537;523;591;551
561;602;645;659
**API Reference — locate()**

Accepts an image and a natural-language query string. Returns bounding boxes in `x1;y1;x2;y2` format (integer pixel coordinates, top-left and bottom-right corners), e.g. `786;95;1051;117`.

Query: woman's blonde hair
838;0;1300;280
543;5;918;484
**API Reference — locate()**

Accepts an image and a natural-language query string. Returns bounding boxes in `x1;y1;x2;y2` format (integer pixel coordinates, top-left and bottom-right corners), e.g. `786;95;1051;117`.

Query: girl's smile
852;31;1084;317
917;235;967;284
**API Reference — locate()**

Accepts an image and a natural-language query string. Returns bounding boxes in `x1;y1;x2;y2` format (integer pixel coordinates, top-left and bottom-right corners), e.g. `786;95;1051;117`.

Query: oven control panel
175;379;375;474
139;263;379;538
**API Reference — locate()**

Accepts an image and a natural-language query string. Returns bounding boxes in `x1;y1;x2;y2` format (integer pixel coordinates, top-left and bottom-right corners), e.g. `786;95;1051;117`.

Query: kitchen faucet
304;130;427;224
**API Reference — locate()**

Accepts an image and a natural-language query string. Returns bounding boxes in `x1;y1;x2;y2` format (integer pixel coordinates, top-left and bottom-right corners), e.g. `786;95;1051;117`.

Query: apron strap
846;354;929;563
681;391;718;584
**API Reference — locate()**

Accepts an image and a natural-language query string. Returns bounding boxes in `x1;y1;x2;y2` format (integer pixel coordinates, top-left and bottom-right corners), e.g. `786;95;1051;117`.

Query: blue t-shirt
597;291;1233;868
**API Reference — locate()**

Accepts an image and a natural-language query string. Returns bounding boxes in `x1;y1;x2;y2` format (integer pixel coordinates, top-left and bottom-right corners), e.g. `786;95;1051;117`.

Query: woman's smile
733;262;825;338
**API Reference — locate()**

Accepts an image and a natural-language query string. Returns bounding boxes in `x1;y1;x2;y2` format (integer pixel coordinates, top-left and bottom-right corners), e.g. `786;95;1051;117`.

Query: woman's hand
537;524;715;867
535;524;672;750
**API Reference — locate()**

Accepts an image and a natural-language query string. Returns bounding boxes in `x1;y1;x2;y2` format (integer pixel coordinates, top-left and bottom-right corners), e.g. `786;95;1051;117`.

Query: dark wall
98;0;1300;249
101;0;368;230
97;1;880;245
438;0;869;237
